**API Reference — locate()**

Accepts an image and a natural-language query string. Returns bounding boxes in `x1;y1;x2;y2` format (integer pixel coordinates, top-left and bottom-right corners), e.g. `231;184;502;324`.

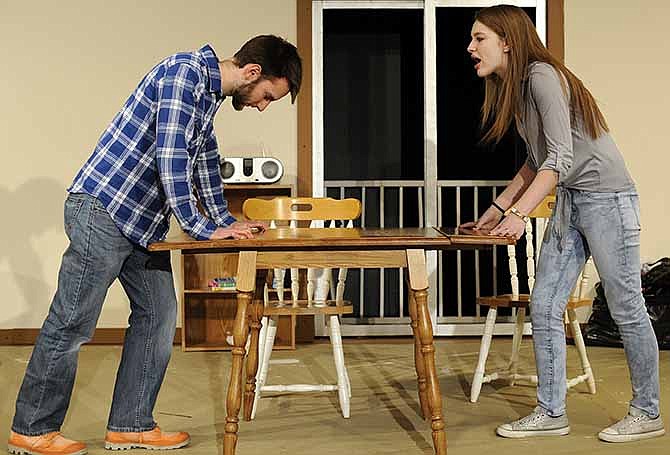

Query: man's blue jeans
531;189;660;418
12;193;177;435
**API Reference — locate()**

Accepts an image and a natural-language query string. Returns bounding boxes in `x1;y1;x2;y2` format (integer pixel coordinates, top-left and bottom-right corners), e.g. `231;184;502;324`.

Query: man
8;35;302;455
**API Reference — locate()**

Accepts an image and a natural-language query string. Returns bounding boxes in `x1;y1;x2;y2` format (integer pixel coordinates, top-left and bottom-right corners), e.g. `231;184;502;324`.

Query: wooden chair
242;197;361;419
470;195;597;402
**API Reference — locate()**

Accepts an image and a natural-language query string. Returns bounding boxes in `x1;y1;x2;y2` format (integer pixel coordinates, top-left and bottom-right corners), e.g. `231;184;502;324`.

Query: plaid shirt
69;44;236;247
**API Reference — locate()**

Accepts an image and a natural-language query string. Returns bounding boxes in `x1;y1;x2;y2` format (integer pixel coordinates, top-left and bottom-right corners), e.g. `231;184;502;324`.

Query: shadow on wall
0;178;67;328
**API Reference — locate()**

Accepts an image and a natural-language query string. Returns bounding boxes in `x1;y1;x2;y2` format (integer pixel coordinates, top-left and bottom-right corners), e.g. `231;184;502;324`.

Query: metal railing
324;179;524;330
325;180;424;329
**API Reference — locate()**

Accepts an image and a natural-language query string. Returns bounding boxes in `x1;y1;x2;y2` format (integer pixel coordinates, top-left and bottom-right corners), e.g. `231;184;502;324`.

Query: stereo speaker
220;157;283;184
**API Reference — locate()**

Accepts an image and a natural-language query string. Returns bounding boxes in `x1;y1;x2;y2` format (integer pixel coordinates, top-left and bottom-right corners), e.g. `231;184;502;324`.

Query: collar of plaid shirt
197;44;224;100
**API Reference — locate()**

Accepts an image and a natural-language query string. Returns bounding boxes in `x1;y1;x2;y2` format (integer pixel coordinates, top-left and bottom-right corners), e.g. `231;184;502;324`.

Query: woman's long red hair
476;5;608;143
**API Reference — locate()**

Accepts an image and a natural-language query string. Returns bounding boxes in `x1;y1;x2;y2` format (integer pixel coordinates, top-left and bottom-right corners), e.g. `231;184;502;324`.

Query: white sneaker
598;407;665;443
496;406;570;438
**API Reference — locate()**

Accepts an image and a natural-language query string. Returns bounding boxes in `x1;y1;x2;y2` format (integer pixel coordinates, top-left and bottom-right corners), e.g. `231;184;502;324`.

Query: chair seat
566;297;592;309
477;295;592;309
470;195;597;403
263;300;353;315
477;294;530;308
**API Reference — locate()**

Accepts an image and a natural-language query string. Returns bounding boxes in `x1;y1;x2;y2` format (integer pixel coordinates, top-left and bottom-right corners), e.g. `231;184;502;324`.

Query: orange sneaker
7;431;87;455
104;427;189;450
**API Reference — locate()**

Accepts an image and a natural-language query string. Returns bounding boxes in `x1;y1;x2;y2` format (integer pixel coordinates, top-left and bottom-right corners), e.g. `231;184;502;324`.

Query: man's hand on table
210;221;267;240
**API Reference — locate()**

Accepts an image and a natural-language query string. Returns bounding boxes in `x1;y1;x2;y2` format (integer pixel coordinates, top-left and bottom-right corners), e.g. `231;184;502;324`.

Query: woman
461;5;663;442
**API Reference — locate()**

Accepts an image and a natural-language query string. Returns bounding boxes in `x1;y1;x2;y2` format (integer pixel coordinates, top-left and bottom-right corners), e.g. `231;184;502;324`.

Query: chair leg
508;307;526;386
329;315;350;418
275;268;286;303
251;316;277;419
567;307;596;394
328;268;336;304
344;367;352;399
471;307;497;403
290;268;300;304
250;316;268;420
339;343;352;399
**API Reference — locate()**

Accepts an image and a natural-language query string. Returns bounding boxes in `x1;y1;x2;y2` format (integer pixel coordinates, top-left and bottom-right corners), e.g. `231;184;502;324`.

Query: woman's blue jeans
531;189;659;418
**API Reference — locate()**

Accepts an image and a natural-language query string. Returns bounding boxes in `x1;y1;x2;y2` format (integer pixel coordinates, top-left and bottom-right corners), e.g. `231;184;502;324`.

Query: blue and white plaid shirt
69;44;236;247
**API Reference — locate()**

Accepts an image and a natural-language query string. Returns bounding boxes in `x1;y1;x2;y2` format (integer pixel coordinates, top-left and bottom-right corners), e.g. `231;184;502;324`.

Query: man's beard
231;81;258;111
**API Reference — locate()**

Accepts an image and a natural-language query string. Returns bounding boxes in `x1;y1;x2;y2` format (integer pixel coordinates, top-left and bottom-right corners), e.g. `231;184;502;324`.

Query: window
324;9;424;181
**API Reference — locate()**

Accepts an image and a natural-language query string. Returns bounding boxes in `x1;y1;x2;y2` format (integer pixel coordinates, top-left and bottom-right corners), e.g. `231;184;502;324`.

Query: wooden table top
148;227;513;252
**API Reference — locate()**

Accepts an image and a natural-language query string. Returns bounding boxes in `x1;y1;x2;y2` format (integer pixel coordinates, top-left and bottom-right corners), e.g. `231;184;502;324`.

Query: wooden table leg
224;251;257;455
405;271;430;421
244;269;268;420
406;249;447;455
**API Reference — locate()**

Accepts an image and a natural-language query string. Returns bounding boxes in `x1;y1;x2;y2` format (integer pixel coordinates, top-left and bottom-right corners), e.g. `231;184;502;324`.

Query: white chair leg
567;307;596;394
307;268;315;304
255;316;268;378
250;315;268;420
344;366;352;399
329;315;350;418
275;268;286;303
471;307;497;403
314;270;330;307
336;267;348;304
508;307;526;386
328;268;336;303
290;268;299;305
251;316;277;419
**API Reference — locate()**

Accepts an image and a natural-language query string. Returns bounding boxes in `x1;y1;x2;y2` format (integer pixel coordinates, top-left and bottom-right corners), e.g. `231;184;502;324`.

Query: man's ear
241;63;262;83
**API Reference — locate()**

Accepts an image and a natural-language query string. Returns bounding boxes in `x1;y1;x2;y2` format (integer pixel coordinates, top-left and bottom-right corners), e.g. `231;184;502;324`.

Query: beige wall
3;1;669;329
0;0;296;328
565;0;670;265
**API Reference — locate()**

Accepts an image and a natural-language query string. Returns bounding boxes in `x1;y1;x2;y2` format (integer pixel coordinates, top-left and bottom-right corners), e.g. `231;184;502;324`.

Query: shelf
184;288;292;295
183;340;295;352
180;183;297;351
184;289;237;295
222;184;294;191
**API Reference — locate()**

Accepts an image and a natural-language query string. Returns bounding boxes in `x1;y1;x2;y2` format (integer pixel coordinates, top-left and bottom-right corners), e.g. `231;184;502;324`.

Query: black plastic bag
584;257;670;349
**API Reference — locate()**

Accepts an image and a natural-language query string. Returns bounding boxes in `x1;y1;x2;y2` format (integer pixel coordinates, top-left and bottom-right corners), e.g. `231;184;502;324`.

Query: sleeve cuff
188;216;220;241
524;156;538;172
538;159;570;181
214;213;237;228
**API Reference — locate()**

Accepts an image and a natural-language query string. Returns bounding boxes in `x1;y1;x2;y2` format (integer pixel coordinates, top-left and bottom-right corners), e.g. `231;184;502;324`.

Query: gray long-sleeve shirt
518;62;635;192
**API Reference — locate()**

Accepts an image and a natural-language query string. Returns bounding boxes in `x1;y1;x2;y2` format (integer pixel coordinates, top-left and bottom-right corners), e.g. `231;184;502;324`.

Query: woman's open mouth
472;56;482;70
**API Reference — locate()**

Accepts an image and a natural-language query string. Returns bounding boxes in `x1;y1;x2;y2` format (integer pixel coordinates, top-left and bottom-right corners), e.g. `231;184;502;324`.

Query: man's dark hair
234;35;302;103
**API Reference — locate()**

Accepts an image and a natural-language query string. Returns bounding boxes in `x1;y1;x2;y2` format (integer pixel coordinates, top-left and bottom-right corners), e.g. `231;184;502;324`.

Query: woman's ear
503;38;512;53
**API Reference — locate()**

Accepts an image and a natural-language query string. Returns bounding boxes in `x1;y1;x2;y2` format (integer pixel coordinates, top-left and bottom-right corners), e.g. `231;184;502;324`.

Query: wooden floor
1;338;668;454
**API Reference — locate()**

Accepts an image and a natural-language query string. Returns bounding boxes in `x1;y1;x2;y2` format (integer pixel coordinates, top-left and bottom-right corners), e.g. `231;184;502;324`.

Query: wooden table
149;227;512;455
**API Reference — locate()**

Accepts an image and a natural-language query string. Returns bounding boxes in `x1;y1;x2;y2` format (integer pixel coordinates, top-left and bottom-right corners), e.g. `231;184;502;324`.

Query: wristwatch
505;206;530;223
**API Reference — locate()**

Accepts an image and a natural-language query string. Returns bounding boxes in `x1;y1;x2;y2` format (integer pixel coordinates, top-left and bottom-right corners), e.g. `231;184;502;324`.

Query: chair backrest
528;194;555;218
506;194;590;302
242;197;362;304
242;197;361;223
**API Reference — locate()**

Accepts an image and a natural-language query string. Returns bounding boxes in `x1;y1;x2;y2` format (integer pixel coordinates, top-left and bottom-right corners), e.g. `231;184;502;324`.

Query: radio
220;157;283;184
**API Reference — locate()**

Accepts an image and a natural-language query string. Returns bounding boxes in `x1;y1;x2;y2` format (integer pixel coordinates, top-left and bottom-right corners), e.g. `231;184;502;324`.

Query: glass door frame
310;0;548;336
